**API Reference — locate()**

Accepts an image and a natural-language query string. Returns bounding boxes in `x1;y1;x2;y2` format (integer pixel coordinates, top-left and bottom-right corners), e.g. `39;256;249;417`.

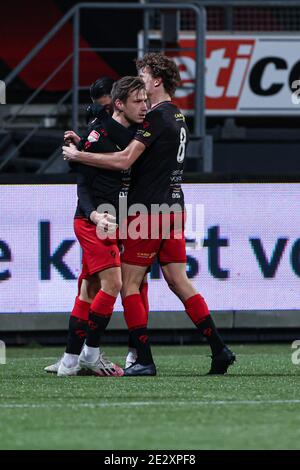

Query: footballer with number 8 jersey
63;53;236;376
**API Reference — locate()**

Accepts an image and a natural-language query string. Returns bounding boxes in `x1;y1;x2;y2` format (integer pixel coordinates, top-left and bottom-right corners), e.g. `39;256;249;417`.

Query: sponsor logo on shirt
174;113;185;121
137;252;156;259
87;130;100;142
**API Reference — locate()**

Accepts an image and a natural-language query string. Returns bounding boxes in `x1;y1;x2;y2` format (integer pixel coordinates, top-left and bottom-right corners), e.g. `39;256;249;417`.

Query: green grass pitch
0;344;300;450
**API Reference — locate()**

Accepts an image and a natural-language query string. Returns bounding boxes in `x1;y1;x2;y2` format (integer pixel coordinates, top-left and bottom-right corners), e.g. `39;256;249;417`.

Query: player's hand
96;213;118;238
62;143;80;161
64;130;81;146
90;211;103;225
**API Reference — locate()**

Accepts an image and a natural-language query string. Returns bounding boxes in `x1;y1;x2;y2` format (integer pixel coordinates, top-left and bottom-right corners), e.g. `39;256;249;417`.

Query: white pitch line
0;400;300;409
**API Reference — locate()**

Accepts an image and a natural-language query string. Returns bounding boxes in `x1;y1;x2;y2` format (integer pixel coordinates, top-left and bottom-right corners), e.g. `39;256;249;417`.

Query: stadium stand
1;0;300;174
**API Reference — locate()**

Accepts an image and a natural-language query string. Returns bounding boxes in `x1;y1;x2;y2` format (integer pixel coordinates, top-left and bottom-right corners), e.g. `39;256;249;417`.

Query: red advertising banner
139;33;300;115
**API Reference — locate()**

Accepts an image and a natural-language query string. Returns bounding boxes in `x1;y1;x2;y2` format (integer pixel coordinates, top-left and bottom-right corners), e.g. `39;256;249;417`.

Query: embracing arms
62;139;146;171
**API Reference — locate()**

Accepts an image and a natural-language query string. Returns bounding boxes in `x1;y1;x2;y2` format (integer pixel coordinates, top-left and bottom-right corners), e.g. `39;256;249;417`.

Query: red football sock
122;294;148;330
86;291;117;348
184;294;210;325
127;284;149;350
71;296;90;322
123;294;153;365
90;290;116;317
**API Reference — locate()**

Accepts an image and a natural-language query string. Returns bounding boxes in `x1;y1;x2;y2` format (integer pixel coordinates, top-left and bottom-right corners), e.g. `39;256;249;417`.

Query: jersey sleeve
104;117;136;149
134;110;163;147
76;164;97;220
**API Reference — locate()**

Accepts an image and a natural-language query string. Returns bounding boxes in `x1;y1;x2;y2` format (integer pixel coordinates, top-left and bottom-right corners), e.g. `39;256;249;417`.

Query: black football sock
196;316;225;356
65;316;87;355
85;312;111;348
128;331;135;349
129;328;154;366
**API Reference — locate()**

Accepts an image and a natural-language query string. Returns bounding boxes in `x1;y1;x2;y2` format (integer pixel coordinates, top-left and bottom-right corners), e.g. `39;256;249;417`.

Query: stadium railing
1;2;207;174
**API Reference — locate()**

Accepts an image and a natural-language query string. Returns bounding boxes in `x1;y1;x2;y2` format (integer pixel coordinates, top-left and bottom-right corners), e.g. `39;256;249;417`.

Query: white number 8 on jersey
177;127;187;163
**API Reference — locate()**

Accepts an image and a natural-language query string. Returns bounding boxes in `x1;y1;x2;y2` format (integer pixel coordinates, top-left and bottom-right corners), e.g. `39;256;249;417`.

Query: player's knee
121;280;142;298
102;277;122;296
122;275;141;293
113;278;123;294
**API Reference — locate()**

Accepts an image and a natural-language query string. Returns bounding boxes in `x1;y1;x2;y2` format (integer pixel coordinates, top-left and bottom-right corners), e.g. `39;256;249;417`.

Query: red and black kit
73;117;134;276
122;101;190;267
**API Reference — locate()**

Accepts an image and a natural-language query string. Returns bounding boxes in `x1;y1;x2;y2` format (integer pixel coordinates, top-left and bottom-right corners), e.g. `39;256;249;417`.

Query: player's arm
76;165;98;222
63;111;163;169
62;139;146;171
64;125;94;206
76;169;116;228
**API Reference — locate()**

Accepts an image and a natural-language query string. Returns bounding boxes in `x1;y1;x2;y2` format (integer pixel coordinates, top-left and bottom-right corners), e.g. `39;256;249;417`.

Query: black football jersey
129;101;189;212
74;118;135;219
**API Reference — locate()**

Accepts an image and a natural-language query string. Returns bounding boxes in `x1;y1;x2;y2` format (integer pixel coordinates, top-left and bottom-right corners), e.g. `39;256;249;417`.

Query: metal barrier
151;0;300;31
1;2;207;173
